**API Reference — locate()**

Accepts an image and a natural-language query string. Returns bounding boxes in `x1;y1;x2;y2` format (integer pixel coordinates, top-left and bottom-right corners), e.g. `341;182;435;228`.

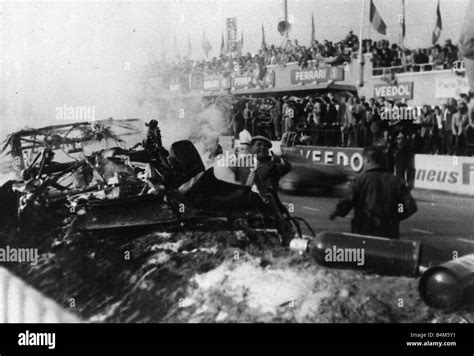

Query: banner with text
288;146;474;196
293;146;364;173
290;66;345;85
374;82;414;100
435;77;470;99
414;154;474;196
203;75;230;91
232;70;275;89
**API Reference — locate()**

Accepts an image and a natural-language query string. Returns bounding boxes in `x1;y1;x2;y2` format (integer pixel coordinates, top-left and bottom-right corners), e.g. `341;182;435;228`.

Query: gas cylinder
418;254;474;311
290;231;421;277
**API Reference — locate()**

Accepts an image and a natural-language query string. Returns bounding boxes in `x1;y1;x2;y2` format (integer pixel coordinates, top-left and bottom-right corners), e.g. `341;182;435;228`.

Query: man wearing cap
245;135;291;207
141;119;170;173
213;130;251;186
237;128;252;153
142;120;161;149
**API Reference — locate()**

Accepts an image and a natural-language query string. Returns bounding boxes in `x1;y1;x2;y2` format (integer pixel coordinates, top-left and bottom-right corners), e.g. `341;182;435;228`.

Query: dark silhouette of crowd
227;91;474;157
366;38;460;71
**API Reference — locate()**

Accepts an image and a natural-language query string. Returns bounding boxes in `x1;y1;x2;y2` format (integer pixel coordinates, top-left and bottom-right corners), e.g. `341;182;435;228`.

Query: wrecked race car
0;133;313;246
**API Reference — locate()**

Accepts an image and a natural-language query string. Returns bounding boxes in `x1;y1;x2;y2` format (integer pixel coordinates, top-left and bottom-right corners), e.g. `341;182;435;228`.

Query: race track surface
280;189;474;266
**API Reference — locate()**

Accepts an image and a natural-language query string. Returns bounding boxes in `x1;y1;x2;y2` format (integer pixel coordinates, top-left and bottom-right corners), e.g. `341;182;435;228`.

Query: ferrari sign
290;66;344;84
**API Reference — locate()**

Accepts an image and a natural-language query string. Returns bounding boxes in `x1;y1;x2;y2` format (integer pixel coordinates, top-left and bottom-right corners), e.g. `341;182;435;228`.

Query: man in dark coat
330;146;417;239
393;132;415;190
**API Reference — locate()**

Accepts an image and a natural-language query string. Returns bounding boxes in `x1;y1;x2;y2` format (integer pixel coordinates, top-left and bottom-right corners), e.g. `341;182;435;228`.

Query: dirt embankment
1;226;472;323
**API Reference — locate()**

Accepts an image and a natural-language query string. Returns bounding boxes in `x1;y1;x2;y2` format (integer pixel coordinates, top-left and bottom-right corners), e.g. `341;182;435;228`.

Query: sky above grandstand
167;0;471;59
0;0;471;132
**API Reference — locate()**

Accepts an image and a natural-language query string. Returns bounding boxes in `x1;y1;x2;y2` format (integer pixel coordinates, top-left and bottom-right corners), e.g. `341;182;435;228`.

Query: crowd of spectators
155;31;358;81
153;30;461;83
365;38;460;70
228;92;474;157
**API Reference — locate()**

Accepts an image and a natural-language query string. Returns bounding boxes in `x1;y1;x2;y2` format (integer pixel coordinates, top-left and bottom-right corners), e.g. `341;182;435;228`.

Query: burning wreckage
1;118;473;316
0;119;312;245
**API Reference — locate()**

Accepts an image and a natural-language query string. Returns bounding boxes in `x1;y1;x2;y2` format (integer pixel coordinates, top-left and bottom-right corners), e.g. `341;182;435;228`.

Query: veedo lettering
300;148;364;172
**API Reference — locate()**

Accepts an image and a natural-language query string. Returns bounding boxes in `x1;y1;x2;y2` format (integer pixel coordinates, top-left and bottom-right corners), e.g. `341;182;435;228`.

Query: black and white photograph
0;0;474;350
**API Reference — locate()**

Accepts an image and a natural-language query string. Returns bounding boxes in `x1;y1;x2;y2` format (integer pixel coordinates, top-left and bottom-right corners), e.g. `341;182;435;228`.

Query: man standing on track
330;146;417;239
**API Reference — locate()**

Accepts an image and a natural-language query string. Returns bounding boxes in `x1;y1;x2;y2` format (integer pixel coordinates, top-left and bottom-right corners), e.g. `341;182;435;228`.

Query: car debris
0;121;313;247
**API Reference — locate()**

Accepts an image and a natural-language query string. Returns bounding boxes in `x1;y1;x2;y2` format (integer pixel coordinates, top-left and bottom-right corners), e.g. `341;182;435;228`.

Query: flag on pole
202;31;212;58
369;0;387;35
432;0;442;44
261;24;266;48
401;0;406;40
220;31;225;55
311;13;316;44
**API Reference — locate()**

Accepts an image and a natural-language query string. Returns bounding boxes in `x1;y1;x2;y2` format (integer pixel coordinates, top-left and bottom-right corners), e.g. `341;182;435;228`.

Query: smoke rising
0;2;168;139
1;2;230;168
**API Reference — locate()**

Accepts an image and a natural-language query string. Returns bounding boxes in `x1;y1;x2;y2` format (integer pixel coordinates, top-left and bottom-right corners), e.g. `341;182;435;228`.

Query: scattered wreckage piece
1;130;310;246
1;118;142;177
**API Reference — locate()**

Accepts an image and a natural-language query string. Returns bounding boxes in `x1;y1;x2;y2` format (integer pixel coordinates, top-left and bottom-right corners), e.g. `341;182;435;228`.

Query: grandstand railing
0;267;80;323
293;125;346;147
372;60;465;77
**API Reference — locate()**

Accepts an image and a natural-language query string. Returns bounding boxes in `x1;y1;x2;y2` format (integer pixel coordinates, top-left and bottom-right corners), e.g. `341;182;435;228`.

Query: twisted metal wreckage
1;119;473;313
0;119;313;245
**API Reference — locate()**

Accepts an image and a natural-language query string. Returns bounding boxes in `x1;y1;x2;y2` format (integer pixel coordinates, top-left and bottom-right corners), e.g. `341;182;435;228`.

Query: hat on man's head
396;132;405;140
238;129;252;146
146;119;158;129
250;135;272;148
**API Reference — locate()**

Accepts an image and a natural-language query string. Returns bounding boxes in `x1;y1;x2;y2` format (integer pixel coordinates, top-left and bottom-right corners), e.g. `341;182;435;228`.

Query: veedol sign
374;82;414;100
297;147;364;172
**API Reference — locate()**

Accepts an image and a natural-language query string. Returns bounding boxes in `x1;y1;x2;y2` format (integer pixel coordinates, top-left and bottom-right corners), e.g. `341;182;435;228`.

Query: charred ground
1;224;472;323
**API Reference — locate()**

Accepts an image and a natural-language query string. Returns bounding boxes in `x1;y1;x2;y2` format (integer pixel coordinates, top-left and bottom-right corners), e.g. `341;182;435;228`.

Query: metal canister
306;231;421;277
418;254;474;311
289;237;310;254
